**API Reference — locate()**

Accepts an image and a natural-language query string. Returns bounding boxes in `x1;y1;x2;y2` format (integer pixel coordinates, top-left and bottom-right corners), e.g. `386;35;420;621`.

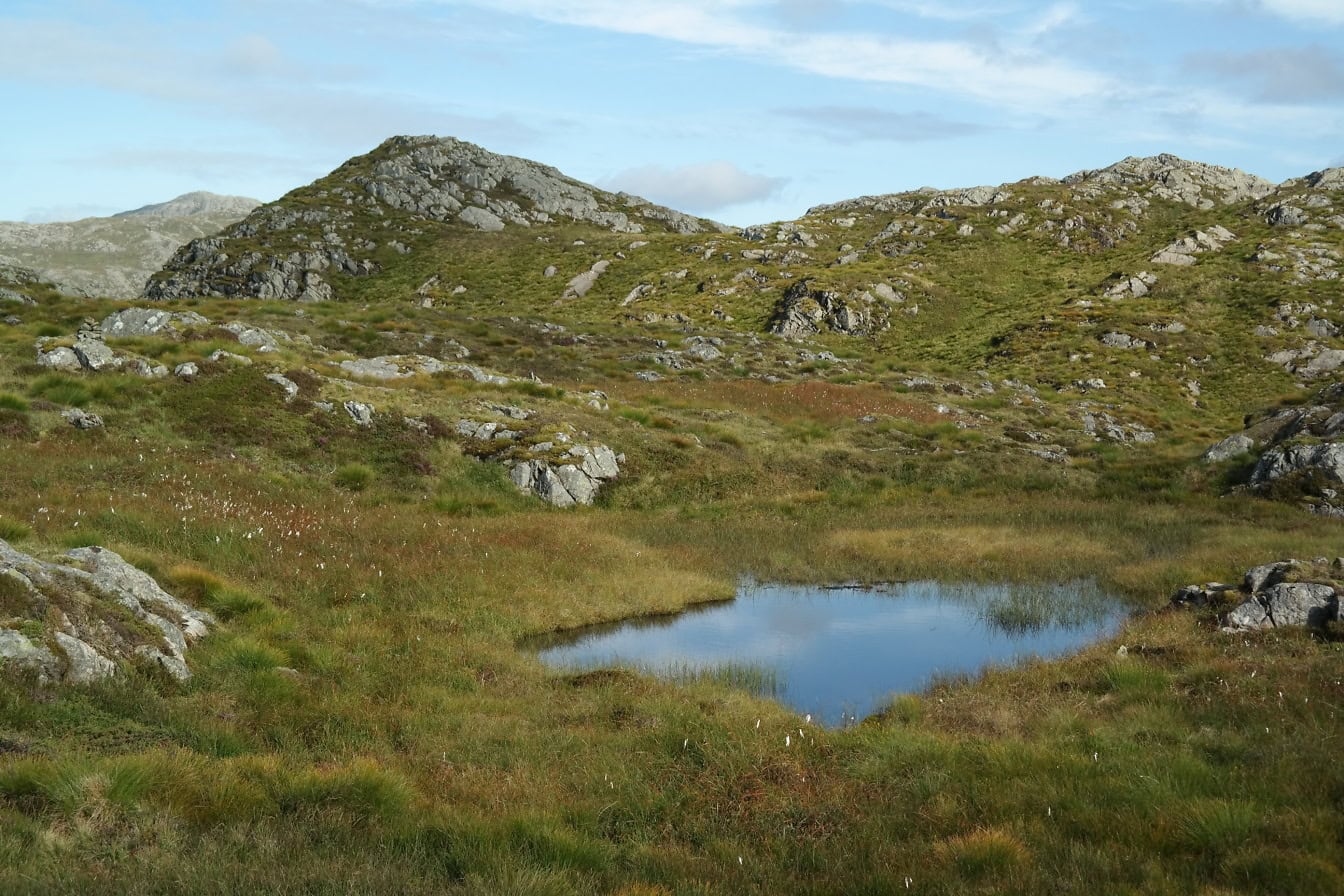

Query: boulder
1250;442;1344;487
174;362;199;377
343;401;374;426
265;373;300;402
72;338;121;372
61;408;104;430
1266;204;1308;227
1202;433;1254;463
36;346;83;371
1226;583;1338;630
0;629;60;682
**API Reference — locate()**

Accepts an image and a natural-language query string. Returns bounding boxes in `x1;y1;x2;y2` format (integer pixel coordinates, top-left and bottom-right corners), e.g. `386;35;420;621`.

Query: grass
0;165;1340;893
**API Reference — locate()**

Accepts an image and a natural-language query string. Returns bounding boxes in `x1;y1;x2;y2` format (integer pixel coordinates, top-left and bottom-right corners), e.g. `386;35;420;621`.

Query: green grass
0;167;1341;893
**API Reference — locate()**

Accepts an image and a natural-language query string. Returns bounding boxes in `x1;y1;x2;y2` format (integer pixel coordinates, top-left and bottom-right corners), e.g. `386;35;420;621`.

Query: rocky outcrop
769;280;888;339
102;307;209;338
0;540;214;684
1150;225;1235;265
508;444;621;508
1172;558;1342;632
1202;385;1344;515
1062;155;1274;208
143;136;722;302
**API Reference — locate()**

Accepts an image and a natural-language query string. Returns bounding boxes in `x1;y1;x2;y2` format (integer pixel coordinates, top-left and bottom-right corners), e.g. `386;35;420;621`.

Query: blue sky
2;0;1342;225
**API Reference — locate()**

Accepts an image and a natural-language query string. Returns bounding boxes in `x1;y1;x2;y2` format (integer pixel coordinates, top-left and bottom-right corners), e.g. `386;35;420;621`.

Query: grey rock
684;342;723;362
1251;442;1344;486
458;206;506;232
102;307;209;338
174;362;199;377
1226;582;1338;630
265;373;300;402
543;265;558;277
223;321;284;352
1244;561;1297;594
53;632;116;684
1266;204;1308;227
208;350;252;366
66;546;214;644
554;464;597;505
72;338;121;372
61;408;104;430
36;346;83;371
563;259;611;299
338;354;447;380
0;629;60;681
1203;433;1254;463
1104;271;1157;299
343;401;374;426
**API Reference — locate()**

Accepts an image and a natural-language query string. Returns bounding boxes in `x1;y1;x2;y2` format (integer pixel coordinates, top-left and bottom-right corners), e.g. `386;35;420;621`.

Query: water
530;580;1127;727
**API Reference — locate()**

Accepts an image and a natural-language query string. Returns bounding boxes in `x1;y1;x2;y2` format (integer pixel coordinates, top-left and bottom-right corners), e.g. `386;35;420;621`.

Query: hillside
0;192;260;298
0;140;1342;894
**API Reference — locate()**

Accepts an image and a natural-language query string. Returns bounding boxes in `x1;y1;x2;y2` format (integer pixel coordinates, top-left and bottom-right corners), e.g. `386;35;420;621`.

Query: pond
530;580;1128;727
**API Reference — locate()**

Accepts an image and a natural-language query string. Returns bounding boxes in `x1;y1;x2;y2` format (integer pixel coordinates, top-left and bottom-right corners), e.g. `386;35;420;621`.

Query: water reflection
530;580;1127;727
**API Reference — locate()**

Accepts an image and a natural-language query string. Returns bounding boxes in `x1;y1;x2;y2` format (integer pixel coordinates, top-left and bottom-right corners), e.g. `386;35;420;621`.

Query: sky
2;0;1342;226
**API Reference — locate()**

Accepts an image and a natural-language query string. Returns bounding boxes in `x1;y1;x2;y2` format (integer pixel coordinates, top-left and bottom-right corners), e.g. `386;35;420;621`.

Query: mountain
112;191;262;219
0;192;260;298
144;135;728;301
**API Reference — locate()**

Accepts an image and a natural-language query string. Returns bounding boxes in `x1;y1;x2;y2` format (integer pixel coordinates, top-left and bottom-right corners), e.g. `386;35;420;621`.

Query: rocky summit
144;136;727;302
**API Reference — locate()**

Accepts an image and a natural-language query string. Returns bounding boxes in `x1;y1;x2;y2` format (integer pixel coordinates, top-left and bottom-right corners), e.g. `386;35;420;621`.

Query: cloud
601;161;788;212
1259;0;1344;25
0;17;540;149
1185;46;1344;102
776;105;989;142
461;0;1112;109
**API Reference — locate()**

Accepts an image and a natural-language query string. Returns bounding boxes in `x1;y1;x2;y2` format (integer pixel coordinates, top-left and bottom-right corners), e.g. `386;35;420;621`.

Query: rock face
144;136;724;302
0;540;214;684
0;194;259;298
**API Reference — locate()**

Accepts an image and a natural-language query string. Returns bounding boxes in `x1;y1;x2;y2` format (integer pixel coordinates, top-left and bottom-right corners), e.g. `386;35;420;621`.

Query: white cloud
463;0;1112;109
601;161;787;212
1260;0;1344;26
776;105;989;141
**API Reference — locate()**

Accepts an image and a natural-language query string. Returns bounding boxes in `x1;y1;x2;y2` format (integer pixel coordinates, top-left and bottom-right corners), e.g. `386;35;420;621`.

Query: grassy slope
0;173;1341;894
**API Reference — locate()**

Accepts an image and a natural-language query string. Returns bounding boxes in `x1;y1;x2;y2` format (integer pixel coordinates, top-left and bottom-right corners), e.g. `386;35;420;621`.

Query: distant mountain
113;191;261;220
0;193;261;298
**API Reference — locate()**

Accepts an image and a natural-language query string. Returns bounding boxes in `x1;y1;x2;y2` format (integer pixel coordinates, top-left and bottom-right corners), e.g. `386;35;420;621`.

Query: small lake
531;580;1128;727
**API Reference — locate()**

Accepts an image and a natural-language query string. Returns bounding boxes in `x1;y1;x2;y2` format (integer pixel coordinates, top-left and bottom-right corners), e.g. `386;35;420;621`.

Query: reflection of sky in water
533;581;1127;727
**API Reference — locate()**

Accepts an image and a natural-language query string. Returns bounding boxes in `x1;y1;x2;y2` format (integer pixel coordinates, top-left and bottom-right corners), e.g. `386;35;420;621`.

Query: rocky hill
3;141;1344;894
0;192;260;298
144;136;728;302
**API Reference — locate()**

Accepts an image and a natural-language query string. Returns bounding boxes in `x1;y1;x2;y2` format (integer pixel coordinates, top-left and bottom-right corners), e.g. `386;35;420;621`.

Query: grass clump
333;463;376;491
